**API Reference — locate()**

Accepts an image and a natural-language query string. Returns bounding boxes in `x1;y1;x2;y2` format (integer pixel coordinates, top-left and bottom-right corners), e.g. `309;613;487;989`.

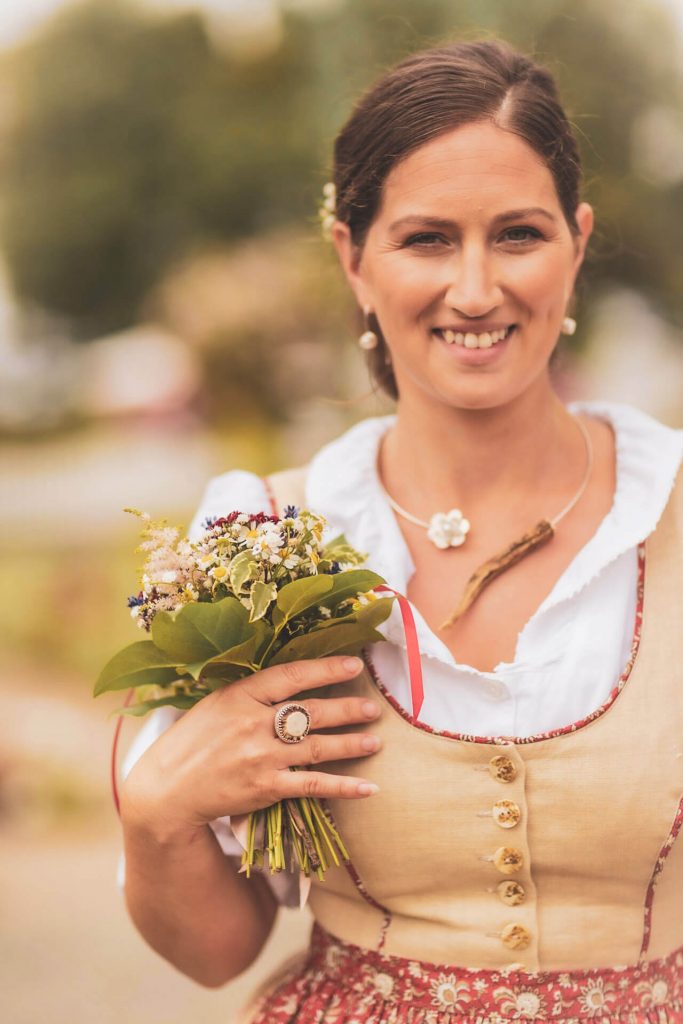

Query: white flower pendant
426;509;471;549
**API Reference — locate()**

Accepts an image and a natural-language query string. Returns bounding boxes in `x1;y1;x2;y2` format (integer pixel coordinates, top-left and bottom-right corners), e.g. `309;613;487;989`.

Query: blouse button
492;846;524;874
488;755;517;783
492;799;521;829
497;880;526;905
501;923;532;951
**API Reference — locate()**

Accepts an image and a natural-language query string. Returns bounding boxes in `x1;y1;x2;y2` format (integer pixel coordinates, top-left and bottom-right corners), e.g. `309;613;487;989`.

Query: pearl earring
561;316;577;336
358;307;378;350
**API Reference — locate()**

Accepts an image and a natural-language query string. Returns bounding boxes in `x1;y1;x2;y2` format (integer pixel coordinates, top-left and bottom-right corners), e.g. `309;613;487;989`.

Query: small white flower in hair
318;181;336;238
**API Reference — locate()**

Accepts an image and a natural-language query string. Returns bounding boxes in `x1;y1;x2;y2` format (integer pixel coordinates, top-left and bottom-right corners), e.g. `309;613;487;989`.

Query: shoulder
569;399;683;456
188;469;270;541
569;398;683;542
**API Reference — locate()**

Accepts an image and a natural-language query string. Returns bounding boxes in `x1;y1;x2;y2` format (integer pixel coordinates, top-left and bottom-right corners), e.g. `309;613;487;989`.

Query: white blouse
118;399;683;904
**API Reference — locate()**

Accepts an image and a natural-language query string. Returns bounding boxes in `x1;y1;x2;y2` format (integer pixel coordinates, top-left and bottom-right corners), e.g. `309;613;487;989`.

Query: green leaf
229;550;258;594
249;580;277;622
199;620;274;680
322;532;368;566
323;570;390;609
151;597;252;662
276;574;334;622
268;623;375;664
116;694;199;717
269;597;392;665
94;641;181;696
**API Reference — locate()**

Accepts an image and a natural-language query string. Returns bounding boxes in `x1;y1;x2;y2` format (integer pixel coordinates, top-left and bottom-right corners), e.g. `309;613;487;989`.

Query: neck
379;381;585;518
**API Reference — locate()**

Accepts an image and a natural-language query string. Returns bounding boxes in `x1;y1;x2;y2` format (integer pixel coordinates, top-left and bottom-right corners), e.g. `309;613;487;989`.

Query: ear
571;202;594;277
330;221;373;311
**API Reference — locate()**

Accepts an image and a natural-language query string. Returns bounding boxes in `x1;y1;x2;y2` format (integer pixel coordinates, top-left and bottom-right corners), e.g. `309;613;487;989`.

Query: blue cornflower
329;560;342;574
127;592;145;608
283;505;299;519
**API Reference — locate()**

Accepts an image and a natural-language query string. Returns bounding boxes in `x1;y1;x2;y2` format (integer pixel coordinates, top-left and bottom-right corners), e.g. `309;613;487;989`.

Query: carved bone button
497;880;526;906
501;923;532;951
492;799;521;829
492;846;524;874
488;755;517;783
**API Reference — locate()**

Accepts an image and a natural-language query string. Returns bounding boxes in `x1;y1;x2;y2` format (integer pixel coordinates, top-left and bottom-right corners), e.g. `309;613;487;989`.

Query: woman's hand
119;655;381;840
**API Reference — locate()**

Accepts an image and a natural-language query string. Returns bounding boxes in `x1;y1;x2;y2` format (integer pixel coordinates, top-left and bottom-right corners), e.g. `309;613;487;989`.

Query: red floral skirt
244;922;683;1023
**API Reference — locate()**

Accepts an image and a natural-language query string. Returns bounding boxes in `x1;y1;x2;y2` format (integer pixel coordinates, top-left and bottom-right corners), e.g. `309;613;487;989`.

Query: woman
119;39;683;1022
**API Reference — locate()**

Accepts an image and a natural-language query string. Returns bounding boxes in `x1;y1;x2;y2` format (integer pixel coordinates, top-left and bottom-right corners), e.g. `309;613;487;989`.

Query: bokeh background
1;1;682;1021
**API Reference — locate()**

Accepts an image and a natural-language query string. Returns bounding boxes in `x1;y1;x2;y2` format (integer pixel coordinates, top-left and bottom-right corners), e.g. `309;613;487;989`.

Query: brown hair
331;39;583;400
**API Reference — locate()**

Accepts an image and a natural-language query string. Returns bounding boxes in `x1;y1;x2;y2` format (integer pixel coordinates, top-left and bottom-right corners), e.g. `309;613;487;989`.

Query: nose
443;244;503;317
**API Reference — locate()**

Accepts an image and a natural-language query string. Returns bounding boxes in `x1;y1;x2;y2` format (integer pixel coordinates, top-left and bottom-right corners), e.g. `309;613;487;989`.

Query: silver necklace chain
377;416;594;547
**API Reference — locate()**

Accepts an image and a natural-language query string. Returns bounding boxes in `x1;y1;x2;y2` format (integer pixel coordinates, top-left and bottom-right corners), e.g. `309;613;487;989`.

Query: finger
293;696;381;732
273;730;381;769
270;768;380;801
242;656;364;706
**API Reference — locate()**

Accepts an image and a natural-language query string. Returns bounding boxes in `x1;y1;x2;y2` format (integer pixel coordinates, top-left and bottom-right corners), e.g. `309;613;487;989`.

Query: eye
501;226;543;244
403;232;447;247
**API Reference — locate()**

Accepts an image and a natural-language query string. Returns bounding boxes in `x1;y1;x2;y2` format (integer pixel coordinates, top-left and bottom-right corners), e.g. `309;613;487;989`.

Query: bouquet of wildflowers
95;505;394;880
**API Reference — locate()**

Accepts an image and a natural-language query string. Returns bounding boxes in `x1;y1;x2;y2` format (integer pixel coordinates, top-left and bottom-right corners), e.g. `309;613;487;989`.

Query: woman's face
333;120;593;412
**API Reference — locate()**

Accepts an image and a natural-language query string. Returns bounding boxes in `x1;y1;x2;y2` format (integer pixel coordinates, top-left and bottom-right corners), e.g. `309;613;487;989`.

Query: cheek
509;252;573;311
375;262;434;313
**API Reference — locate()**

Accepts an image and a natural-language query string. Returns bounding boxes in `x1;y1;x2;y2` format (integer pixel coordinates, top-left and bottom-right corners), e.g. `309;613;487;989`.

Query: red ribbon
111;688;134;818
373;585;424;719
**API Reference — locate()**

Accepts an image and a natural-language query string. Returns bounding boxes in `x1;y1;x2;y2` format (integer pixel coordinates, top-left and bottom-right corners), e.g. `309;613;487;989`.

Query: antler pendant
440;519;555;629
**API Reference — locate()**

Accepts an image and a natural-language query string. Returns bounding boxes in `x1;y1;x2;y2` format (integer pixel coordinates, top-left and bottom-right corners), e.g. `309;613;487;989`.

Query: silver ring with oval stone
273;702;311;744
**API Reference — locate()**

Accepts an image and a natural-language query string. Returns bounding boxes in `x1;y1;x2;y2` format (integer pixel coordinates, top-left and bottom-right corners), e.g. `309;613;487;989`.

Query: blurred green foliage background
1;0;683;343
0;2;682;1021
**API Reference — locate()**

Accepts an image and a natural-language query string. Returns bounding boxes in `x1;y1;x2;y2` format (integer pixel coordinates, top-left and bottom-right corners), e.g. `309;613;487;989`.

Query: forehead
378;121;559;220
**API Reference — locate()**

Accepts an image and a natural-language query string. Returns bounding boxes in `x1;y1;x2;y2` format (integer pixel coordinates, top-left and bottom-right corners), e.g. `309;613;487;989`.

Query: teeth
438;326;511;347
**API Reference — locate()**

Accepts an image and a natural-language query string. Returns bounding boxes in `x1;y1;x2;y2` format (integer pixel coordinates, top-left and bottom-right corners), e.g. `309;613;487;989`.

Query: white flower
651;980;669;1004
514;992;542;1017
578;978;613;1016
426;509;470;549
373;972;394;998
430;973;471;1009
159;570;177;584
252;530;284;558
494;986;545;1018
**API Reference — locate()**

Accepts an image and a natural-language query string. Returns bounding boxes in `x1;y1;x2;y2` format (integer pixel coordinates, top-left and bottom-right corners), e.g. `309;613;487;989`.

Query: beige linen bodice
265;466;683;973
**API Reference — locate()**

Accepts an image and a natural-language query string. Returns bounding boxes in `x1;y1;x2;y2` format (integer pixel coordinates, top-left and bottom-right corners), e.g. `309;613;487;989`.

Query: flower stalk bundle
95;505;394;880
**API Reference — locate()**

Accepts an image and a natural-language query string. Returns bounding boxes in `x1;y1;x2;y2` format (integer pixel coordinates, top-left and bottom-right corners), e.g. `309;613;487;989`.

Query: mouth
431;324;516;349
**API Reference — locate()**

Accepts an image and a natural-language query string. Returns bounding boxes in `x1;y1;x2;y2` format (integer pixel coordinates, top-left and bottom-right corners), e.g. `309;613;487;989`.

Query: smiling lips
433;325;515;349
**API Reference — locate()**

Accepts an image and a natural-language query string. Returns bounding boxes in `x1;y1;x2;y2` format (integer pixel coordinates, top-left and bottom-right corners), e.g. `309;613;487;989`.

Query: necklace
378;416;594;626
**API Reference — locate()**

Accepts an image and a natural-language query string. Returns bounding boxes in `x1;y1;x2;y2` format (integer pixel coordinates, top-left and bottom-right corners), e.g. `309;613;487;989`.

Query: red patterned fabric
247;923;683;1023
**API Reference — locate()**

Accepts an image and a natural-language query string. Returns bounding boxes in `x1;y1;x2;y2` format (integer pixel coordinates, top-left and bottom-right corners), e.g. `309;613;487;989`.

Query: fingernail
357;782;380;796
362;701;379;718
343;656;362;672
361;735;380;752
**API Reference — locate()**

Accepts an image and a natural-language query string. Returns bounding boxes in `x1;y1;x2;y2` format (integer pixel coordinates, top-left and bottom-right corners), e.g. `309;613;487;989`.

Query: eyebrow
388;208;558;231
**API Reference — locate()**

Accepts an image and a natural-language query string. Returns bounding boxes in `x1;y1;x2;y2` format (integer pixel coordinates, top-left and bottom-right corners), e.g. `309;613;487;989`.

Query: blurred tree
0;0;319;338
0;0;681;346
